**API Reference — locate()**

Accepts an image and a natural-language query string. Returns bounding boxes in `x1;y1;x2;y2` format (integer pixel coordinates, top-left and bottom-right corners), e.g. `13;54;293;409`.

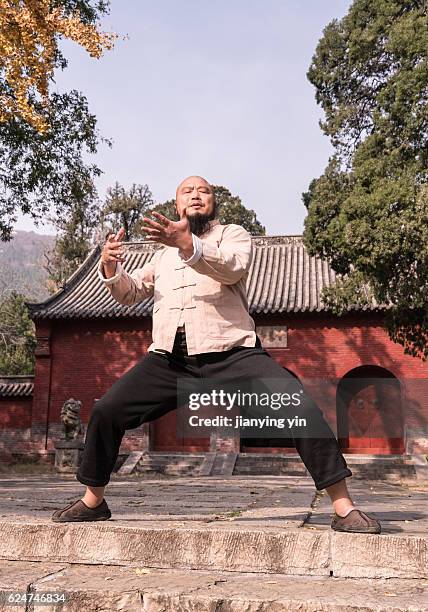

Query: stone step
235;468;306;476
343;454;415;461
135;452;206;476
238;452;300;455
143;453;206;459
345;461;419;481
236;457;303;468
234;455;309;476
199;451;217;476
138;464;200;470
137;460;203;468
124;452;426;478
235;458;304;464
233;467;302;478
142;454;205;460
139;459;204;466
234;453;423;478
210;452;238;476
346;462;415;468
239;453;415;461
1;560;426;612
0;521;427;579
363;470;417;479
137;466;201;476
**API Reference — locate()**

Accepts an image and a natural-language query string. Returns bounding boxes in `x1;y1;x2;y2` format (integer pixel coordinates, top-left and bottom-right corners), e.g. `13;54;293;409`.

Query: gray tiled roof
0;376;34;397
25;236;382;320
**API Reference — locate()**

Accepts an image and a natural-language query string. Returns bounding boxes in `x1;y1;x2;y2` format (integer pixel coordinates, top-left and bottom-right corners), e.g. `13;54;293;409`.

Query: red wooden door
339;378;404;454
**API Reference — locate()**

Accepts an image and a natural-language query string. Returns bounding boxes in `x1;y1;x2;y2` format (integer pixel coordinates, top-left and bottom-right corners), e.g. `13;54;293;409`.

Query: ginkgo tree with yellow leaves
0;0;117;242
0;0;116;131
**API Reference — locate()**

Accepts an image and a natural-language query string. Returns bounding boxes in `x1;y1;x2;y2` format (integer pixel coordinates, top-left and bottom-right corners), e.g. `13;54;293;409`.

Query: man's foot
331;508;381;534
51;498;111;522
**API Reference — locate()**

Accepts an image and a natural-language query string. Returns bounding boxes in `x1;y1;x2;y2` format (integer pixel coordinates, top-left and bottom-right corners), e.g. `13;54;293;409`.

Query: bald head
175;175;213;199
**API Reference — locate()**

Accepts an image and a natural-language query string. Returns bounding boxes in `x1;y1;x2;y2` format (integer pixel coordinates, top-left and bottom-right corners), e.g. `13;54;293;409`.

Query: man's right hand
101;228;126;278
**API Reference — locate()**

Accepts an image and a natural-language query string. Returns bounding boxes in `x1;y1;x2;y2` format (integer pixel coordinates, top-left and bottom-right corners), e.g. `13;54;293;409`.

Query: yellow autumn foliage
0;0;116;131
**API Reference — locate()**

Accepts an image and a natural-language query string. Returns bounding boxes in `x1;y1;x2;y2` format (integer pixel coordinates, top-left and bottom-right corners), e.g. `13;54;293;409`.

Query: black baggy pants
76;332;352;490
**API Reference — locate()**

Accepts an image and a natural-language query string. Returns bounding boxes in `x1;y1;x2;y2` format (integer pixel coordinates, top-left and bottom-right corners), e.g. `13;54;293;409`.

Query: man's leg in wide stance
199;342;381;533
51;350;196;522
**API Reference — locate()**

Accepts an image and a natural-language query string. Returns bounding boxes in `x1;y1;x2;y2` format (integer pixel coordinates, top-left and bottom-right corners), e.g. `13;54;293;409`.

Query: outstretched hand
101;227;126;267
141;207;194;257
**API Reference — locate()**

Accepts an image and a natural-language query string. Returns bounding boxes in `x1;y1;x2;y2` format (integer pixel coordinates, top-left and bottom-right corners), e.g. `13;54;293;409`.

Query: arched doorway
337;365;404;454
240;368;299;454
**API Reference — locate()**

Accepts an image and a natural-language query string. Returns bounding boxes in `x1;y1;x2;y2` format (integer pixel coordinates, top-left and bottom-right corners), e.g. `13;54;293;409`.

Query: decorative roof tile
0;376;34;397
26;236;383;319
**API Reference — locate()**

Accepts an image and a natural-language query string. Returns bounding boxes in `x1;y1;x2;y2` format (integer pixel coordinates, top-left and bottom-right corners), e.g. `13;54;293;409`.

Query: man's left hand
141;208;194;257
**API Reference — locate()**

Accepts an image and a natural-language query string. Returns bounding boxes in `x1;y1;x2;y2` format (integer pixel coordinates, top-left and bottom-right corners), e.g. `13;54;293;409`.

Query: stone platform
0;473;427;610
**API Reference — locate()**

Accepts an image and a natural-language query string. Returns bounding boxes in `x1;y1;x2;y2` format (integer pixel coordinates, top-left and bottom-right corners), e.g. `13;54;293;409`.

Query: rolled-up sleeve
98;250;160;306
188;224;253;285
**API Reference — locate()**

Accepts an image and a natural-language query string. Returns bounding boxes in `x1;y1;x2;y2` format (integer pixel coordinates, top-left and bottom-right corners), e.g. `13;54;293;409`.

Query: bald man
52;176;381;534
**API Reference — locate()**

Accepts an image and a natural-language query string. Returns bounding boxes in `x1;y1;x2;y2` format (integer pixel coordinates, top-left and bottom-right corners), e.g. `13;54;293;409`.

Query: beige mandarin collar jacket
98;219;257;355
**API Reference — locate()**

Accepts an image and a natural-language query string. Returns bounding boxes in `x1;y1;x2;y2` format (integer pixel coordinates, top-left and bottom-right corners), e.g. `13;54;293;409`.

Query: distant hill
0;230;56;302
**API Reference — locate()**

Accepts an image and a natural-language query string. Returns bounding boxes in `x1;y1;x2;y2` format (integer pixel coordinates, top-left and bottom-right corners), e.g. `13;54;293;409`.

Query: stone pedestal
54;440;85;473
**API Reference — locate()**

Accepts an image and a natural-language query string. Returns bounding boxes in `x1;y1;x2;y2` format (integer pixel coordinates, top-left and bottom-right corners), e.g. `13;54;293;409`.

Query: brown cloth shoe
51;498;111;523
331;508;381;534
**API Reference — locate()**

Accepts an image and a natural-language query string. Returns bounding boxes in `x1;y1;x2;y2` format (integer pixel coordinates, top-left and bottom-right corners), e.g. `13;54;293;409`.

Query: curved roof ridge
25;236;386;319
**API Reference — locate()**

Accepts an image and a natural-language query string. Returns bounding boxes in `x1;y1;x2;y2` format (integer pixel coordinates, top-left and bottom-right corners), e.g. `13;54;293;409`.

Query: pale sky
15;0;351;236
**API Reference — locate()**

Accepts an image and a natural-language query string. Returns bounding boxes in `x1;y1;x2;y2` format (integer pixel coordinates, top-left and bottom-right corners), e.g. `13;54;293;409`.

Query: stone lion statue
60;398;84;440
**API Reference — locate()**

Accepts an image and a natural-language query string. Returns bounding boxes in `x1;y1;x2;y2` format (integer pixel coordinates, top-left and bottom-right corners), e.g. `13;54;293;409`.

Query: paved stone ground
0;473;317;529
0;471;427;535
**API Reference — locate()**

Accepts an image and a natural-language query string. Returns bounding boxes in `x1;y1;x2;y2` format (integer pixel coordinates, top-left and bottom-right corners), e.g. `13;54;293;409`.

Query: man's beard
187;211;216;236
